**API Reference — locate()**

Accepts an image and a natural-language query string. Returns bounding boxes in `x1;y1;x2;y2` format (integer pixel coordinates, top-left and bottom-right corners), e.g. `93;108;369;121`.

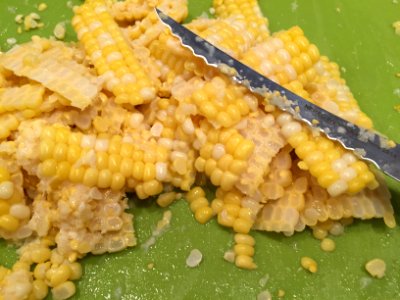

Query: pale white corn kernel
10;204;30;219
80;135;96;148
327;180;348;197
94;139;109;152
0;181;14;199
276;113;292;126
130;113;144;127
150;122;164;137
281;121;302;138
182;118;195;135
155;162;168;181
212;144;226;160
186;249;203;268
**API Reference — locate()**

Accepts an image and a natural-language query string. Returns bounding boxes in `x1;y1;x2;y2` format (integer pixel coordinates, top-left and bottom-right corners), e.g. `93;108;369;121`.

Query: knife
155;9;400;182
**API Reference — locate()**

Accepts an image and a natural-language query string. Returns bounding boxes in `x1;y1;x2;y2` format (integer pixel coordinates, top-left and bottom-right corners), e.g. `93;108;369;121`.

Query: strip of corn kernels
184;76;251;128
213;0;269;43
212;188;258;269
240;26;320;92
0;157;30;239
0;38;101;110
194;120;254;192
300;172;395;229
188;17;255;58
122;0;188;47
0;84;44;114
306;56;373;129
72;0;156;105
277;113;378;196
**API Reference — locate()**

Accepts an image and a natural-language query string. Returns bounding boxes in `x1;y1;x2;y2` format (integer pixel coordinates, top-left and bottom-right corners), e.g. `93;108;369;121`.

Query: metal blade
156;8;400;182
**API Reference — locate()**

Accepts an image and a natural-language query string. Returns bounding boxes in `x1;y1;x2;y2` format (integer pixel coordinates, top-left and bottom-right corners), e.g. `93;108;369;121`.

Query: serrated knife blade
156;8;400;182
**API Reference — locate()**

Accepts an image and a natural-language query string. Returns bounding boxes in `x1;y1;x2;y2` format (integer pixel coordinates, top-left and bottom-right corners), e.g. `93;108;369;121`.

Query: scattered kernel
393;21;400;35
53;22;66;40
320;238;336;252
186;249;203;268
365;258;386;278
300;256;318;273
38;3;48;11
278;289;286;298
223;250;235;263
147;262;154;270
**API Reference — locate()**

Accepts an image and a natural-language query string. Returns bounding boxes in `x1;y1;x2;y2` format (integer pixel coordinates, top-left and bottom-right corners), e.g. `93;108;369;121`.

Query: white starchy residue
6;38;17;45
258;274;270;287
141;210;172;251
360;277;373;289
393;88;400;98
186;249;203;268
257;290;272;300
291;0;298;11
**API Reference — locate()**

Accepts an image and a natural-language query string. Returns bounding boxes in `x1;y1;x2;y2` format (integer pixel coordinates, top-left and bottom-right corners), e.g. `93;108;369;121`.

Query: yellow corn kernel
233;218;252;234
233;140;254;160
56;161;71;181
235;255;257;270
211;198;224;214
234;234;255;246
96;152;109;170
189;197;208;212
217;211;235;227
365;258;386;279
132;161;144;181
0;214;19;231
32;279;49;300
83;168;98;187
0;167;10;182
31;247;52;264
143;180;163;196
234;244;255;257
50;265;72;287
108;154;122;173
143;163;156;181
186;187;206;202
157;192;177;208
97;169;112;189
69;167;85;183
12;261;30;271
320;238;335;252
111;173;125;191
300;256;318;273
40;159;57;177
34;262;51;280
194;206;214;224
120;157;134;177
0;266;10;281
68;262;82;280
0;200;10;215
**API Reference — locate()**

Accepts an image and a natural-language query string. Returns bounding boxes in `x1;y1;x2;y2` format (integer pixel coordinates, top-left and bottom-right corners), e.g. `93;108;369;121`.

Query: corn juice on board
0;0;399;299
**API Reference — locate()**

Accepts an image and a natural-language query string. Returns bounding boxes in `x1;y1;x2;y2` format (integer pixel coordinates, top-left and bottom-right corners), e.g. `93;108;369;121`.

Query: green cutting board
0;1;400;299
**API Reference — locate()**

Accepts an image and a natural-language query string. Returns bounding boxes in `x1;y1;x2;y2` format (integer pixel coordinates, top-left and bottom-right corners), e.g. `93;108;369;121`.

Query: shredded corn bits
0;0;395;299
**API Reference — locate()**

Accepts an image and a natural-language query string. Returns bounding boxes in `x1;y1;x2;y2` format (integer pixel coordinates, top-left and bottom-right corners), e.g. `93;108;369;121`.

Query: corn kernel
0;214;19;231
300;256;318;273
